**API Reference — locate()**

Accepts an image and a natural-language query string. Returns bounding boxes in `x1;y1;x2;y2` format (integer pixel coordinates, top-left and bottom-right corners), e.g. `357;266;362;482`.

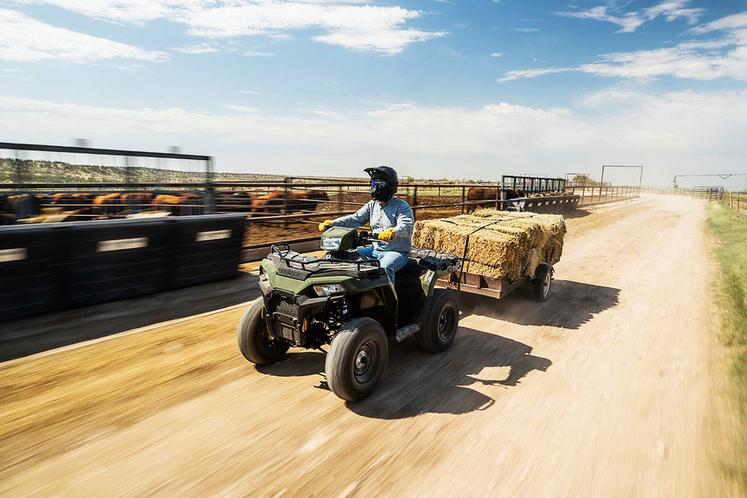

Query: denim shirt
333;197;414;253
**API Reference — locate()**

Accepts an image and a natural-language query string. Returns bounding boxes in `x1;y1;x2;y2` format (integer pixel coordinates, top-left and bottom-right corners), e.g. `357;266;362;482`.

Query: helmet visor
370;179;387;192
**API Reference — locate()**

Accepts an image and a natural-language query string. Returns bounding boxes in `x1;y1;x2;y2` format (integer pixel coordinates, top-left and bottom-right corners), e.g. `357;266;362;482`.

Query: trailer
500;174;580;214
410;248;554;302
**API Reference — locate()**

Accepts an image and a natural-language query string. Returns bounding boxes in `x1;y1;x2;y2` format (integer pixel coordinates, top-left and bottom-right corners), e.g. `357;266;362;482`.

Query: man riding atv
319;166;413;284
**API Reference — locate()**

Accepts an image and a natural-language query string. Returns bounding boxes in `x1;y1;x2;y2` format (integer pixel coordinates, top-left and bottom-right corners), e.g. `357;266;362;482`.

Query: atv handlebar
357;231;383;244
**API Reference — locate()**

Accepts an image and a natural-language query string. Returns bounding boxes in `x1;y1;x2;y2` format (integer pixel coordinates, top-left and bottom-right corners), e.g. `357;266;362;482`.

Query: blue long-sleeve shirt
333;197;414;253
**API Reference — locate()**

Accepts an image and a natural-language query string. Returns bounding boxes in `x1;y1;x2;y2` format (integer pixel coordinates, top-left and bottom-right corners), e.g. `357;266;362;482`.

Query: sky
0;0;746;187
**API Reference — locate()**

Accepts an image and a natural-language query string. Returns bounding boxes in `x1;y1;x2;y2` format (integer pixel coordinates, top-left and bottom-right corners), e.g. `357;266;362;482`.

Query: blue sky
1;0;746;187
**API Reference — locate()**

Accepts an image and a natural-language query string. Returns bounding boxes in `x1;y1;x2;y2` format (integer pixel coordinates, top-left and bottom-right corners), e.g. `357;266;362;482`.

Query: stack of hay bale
412;209;566;281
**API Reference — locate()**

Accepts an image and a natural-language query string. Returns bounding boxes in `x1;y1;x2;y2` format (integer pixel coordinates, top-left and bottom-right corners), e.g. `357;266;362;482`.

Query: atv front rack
269;243;383;280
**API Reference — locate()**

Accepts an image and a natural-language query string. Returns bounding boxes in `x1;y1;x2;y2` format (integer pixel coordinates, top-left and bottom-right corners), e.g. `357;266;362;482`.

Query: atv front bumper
259;280;338;347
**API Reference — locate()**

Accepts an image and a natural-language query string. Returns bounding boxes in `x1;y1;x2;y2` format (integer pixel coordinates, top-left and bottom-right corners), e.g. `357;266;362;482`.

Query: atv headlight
313;283;345;297
321;237;342;251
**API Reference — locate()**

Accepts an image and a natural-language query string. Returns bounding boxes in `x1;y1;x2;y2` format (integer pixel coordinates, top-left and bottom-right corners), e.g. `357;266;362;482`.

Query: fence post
461;187;466;214
282;180;289;229
205;157;215;214
413;185;419;206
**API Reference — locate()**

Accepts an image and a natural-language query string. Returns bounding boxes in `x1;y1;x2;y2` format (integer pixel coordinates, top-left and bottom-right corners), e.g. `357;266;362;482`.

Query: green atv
237;226;461;401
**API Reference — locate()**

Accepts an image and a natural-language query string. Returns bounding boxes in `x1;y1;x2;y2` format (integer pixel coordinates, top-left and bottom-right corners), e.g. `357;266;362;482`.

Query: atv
237;226;461;401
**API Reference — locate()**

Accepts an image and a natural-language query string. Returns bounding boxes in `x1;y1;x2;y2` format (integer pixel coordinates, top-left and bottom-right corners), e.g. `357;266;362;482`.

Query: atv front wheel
237;298;290;365
326;317;388;401
416;289;459;353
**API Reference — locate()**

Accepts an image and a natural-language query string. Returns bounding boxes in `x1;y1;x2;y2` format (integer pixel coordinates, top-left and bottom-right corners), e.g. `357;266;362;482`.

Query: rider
318;166;413;284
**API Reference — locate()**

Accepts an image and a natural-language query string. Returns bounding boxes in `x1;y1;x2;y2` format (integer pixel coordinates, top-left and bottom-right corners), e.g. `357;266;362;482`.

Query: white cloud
174;43;219;54
0;9;167;62
559;6;645;33
17;1;444;54
692;12;747;34
2;90;745;184
240;90;261;95
499;67;574;82
312;27;443;55
243;50;275;57
490;52;503;58
502;10;747;82
558;0;703;33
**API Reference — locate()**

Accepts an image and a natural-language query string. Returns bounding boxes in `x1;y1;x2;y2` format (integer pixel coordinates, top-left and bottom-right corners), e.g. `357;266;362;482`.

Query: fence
2;178;643;248
712;190;746;214
567;185;641;206
0;214;245;320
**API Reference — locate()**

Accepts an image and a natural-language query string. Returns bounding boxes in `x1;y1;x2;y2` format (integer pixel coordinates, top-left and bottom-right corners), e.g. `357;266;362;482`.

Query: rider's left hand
378;228;396;242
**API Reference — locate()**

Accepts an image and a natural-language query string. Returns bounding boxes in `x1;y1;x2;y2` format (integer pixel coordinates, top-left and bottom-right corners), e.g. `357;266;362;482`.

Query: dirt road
0;195;738;497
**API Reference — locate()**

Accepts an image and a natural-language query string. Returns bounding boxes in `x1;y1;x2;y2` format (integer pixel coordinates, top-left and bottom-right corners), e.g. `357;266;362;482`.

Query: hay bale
412;209;566;280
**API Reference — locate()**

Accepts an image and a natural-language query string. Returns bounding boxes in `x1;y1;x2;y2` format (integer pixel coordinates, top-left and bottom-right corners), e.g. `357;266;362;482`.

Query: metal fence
1;141;644;251
567;185;641;205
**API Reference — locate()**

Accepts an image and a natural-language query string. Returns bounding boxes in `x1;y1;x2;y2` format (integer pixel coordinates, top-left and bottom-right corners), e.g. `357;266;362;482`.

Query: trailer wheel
326;317;388;402
237;298;289;365
532;264;552;302
417;289;460;353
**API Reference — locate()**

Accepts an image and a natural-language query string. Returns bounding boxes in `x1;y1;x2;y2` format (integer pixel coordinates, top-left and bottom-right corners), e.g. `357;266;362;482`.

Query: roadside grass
706;202;747;488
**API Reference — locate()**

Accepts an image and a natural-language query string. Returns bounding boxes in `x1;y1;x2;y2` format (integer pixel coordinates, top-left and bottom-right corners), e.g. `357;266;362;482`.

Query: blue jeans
356;246;409;284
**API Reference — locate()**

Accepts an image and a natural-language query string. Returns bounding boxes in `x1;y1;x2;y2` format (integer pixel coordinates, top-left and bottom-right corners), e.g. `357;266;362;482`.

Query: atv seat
396;258;426;278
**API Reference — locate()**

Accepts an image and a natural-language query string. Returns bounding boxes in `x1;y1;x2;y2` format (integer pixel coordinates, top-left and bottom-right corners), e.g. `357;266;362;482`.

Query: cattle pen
1;142;642;259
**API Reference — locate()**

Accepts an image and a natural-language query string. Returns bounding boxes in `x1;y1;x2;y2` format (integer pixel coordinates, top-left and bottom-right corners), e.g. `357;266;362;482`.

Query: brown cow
50;193;94;208
250;191;285;216
286;190;329;213
152;193;203;216
251;190;329;216
215;191;255;212
121;192;154;213
93;193;122;217
466;187;498;212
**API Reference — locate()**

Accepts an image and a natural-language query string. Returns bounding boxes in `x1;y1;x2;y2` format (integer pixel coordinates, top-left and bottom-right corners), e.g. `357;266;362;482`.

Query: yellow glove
378;227;397;242
318;219;334;232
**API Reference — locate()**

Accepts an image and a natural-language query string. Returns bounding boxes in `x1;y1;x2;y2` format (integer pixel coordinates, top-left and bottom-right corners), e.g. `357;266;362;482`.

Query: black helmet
364;166;398;202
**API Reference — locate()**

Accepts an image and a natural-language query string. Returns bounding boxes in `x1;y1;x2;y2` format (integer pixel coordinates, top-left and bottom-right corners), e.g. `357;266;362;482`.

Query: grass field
707;202;747;488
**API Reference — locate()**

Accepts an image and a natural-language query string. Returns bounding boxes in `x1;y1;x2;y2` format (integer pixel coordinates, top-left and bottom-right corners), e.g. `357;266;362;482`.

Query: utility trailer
500;174;580;214
410;248;554;303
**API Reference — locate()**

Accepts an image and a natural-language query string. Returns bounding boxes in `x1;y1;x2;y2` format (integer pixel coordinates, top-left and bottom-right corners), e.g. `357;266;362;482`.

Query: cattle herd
0;189;330;225
0;185;568;226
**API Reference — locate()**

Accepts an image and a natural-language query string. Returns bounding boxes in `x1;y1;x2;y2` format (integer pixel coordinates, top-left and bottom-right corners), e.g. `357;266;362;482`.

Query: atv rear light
313;284;345;296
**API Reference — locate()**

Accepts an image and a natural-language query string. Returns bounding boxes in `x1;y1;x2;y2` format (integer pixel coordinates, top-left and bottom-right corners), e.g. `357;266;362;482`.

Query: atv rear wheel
326;317;388;401
237;298;290;365
416;289;459;353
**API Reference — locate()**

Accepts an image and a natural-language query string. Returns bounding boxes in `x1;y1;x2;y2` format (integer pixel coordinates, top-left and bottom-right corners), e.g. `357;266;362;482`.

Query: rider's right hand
318;219;334;232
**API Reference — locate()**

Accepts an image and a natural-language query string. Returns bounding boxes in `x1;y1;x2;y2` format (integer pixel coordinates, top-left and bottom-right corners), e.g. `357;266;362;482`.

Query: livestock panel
0;225;64;320
168;214;246;288
65;219;169;306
